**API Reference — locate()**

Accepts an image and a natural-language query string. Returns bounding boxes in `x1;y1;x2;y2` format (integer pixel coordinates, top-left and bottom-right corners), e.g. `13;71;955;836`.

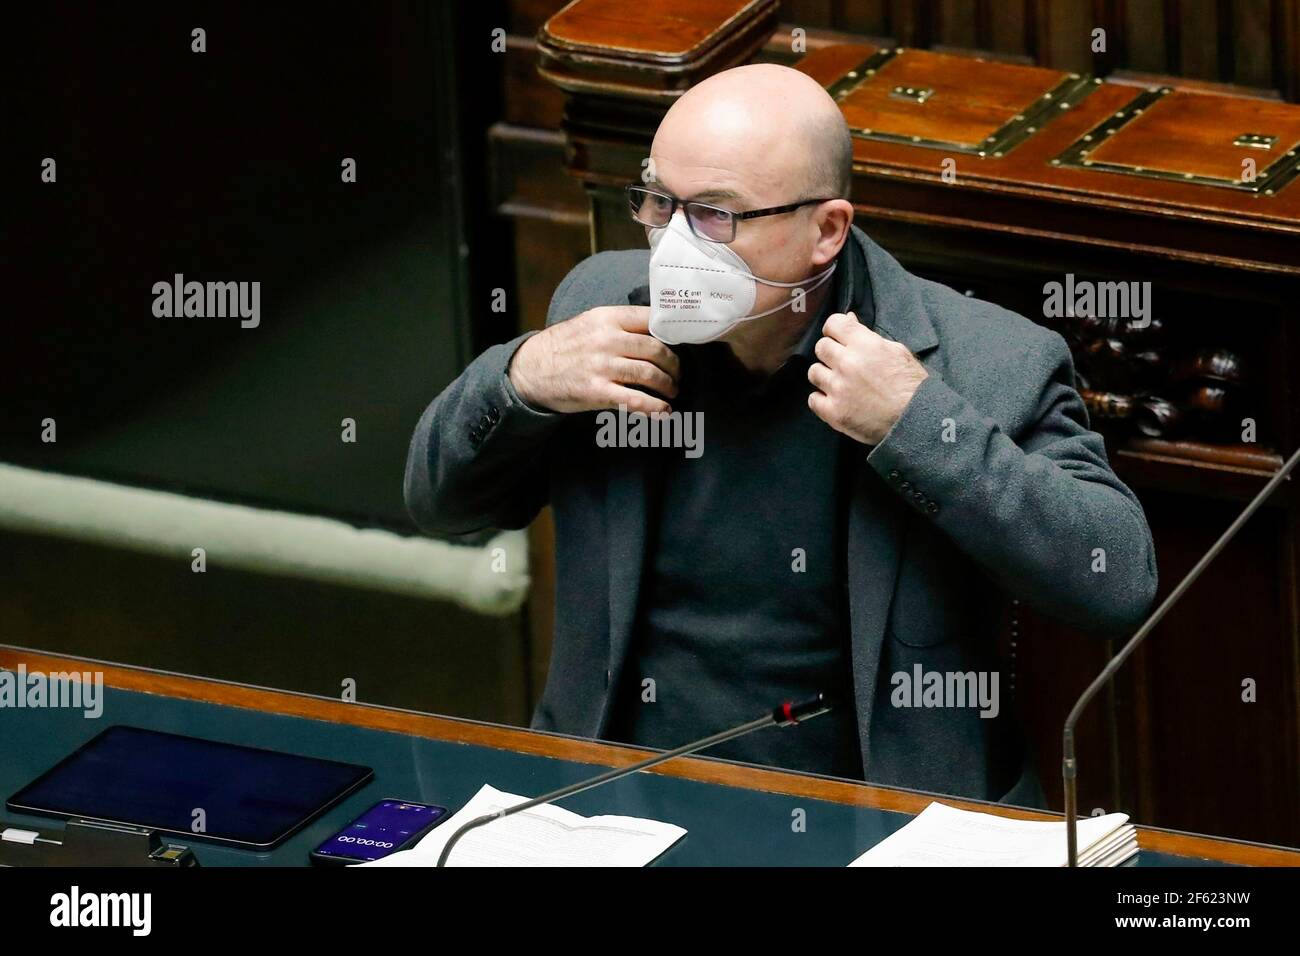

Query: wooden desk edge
3;645;1296;867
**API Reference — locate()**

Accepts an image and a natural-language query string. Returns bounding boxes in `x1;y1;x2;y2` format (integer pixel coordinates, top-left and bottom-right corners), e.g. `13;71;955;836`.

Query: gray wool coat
404;226;1158;806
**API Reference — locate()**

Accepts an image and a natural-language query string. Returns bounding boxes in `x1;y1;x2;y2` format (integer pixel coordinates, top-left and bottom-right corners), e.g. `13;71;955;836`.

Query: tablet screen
8;726;373;848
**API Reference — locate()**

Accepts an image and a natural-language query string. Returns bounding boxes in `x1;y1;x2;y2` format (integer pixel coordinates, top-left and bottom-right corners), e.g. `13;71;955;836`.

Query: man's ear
811;199;854;267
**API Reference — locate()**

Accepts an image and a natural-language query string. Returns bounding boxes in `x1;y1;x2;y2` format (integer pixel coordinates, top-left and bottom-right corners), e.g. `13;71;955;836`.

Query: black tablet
7;726;373;849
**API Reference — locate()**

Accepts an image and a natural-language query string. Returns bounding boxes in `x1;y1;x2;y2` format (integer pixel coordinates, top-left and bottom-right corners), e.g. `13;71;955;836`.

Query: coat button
927;501;939;514
488;405;501;423
888;470;901;482
899;481;911;491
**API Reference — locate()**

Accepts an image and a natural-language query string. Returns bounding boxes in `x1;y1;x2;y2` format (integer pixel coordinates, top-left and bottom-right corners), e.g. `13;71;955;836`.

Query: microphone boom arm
436;694;832;866
1064;444;1300;866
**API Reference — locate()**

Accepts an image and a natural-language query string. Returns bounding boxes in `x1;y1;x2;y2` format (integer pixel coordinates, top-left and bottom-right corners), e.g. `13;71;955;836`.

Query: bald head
646;63;856;318
653;63;852;202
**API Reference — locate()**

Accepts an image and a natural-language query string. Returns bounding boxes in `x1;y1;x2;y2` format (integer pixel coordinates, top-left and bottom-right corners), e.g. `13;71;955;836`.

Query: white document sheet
848;801;1134;867
357;784;687;867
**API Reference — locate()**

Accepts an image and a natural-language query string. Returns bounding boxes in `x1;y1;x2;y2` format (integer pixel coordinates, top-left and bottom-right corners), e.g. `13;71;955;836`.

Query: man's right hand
508;306;680;415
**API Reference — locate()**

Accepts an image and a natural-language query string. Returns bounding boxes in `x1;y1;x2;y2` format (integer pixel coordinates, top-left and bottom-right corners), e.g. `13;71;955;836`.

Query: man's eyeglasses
626;184;835;244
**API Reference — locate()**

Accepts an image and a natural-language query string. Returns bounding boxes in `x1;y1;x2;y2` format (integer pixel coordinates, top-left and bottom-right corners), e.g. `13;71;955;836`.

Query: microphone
1063;444;1300;866
435;693;834;866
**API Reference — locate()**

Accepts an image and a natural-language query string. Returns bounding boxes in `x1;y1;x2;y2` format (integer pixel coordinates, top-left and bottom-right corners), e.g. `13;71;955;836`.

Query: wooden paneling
772;0;1300;101
1011;492;1300;847
1126;494;1300;844
492;7;590;707
503;36;567;128
1124;0;1170;74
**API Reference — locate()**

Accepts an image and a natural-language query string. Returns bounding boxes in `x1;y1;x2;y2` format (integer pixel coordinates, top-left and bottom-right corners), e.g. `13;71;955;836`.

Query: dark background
4;1;513;525
1;2;533;722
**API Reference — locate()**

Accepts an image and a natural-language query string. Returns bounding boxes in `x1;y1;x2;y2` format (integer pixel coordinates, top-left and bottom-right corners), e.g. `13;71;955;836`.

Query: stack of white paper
356;784;687;867
848;801;1138;867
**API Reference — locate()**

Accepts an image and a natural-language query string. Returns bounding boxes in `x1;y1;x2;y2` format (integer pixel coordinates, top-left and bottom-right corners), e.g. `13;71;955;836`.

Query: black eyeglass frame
625;184;837;244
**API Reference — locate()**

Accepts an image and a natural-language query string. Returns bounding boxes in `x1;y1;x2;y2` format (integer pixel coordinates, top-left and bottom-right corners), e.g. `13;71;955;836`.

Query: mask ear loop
733;262;837;322
733;260;836;289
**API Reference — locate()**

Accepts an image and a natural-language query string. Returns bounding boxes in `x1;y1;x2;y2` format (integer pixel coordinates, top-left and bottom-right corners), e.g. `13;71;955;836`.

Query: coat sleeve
402;330;563;535
865;330;1158;635
402;262;599;535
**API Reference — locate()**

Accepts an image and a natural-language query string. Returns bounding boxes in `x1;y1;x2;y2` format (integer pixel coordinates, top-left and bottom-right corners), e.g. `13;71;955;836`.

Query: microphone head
773;693;834;726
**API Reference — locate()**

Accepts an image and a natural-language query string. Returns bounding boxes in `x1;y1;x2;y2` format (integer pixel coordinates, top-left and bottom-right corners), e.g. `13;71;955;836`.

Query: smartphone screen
312;800;447;864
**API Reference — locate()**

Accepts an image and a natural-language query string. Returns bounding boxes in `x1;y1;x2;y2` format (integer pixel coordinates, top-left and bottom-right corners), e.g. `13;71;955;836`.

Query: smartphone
310;799;448;866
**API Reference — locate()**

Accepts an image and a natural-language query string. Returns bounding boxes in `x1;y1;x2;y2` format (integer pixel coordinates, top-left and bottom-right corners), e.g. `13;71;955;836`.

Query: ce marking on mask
658;286;735;308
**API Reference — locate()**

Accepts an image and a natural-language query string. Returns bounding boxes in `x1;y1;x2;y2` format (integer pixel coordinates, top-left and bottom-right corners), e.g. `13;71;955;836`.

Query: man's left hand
808;311;929;446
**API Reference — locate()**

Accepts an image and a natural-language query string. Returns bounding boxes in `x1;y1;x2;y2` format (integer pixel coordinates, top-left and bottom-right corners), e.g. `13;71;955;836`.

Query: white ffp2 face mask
647;213;836;345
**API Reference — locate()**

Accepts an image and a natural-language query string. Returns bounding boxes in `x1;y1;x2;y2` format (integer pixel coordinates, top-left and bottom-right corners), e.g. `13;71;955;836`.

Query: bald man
405;64;1157;805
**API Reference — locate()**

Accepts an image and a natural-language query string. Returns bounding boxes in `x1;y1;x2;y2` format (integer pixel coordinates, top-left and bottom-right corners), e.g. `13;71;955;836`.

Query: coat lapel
600;447;650;737
596;282;655;736
844;228;941;773
845;463;909;769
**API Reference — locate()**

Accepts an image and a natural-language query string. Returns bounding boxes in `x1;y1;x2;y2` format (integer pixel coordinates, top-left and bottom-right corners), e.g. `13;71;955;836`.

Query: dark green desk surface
2;650;1294;867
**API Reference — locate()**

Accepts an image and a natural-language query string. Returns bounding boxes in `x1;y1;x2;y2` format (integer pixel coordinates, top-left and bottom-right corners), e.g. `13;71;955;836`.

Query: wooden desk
2;646;1295;866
